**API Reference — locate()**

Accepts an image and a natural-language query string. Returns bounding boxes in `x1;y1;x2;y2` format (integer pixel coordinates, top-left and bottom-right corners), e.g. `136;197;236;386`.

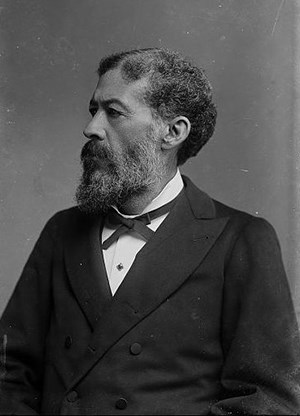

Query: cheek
112;118;160;150
112;129;141;150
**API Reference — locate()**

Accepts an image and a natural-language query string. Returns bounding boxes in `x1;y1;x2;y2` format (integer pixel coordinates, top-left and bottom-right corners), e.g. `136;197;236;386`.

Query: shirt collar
113;169;184;219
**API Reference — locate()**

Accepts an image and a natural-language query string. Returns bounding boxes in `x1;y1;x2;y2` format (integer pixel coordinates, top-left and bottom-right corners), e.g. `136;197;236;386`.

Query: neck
117;169;177;215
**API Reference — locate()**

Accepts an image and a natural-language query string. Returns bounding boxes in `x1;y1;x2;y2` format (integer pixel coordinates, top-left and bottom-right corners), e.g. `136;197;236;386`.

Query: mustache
80;139;112;162
80;139;117;176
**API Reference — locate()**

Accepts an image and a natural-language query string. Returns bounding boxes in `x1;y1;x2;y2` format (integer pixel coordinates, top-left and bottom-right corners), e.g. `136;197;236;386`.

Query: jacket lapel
66;177;229;391
64;212;112;330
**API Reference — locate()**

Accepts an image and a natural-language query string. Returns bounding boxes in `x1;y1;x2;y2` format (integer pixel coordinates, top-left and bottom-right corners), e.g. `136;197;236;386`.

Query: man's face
76;68;166;214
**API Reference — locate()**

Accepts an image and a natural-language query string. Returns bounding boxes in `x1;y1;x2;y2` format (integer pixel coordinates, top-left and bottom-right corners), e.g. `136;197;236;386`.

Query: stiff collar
113;169;184;219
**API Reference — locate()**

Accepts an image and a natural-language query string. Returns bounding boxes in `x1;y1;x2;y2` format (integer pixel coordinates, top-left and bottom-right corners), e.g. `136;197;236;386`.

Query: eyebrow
89;97;132;113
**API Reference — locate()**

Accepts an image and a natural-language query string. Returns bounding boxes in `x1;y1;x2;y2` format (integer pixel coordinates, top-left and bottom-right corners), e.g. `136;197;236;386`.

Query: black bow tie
102;197;179;250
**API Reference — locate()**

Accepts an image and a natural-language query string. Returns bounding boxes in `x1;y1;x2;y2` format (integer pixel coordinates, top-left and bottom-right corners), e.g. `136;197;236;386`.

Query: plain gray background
0;0;298;316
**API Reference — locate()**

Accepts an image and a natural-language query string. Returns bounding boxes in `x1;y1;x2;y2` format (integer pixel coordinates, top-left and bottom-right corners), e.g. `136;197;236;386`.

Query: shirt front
101;170;184;295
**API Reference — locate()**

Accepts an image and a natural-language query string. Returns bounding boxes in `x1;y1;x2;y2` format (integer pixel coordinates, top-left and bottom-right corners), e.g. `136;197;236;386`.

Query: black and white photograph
0;0;299;414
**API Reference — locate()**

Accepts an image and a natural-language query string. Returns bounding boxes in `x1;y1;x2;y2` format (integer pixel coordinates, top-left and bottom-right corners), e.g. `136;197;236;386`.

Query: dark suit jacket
0;176;299;415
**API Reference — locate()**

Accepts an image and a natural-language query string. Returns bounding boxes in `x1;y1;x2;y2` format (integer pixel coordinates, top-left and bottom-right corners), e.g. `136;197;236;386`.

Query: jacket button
64;336;73;349
115;398;128;410
130;342;142;355
66;390;78;403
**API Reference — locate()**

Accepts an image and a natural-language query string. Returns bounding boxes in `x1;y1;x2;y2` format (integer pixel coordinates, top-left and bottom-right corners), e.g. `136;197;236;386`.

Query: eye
106;107;122;118
89;107;97;117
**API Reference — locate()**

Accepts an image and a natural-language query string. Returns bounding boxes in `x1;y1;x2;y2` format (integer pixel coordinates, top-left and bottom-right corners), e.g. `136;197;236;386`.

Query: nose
83;115;106;141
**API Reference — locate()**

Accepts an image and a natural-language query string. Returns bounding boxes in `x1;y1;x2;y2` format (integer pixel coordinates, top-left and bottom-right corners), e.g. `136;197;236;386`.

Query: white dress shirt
101;170;184;295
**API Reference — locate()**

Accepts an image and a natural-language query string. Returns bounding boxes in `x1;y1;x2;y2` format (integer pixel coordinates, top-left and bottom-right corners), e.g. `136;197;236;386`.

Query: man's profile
0;48;299;415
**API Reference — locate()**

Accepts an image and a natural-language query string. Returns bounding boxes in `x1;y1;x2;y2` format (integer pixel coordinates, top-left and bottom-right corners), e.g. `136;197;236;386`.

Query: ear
161;116;191;150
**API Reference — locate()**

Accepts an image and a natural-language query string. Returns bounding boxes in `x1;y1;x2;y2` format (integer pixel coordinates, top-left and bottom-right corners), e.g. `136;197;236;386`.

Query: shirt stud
116;263;124;271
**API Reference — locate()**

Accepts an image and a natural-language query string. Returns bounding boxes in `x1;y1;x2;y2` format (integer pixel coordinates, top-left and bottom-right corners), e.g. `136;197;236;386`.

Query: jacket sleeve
210;217;300;415
0;215;57;415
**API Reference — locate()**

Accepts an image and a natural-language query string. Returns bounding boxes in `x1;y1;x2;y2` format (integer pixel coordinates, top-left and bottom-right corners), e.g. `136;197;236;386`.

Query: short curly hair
97;48;217;166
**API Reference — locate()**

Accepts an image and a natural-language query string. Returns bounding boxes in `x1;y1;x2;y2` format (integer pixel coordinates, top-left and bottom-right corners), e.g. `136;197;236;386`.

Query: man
0;48;299;415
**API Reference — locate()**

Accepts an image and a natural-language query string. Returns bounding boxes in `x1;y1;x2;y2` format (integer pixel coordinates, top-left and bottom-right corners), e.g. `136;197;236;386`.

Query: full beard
75;132;164;214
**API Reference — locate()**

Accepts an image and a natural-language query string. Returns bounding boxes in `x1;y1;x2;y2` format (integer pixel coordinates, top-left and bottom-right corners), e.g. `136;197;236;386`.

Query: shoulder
213;198;279;246
212;200;282;275
213;198;278;241
40;206;103;240
46;206;84;225
183;174;279;246
42;206;80;232
209;197;283;279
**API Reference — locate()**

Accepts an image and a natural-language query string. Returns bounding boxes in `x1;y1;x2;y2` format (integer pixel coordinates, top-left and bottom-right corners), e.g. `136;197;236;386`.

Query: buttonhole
193;235;210;241
126;302;139;315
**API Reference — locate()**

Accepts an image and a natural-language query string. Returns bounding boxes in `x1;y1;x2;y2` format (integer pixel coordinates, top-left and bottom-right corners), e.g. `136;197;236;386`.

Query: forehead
92;68;149;108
